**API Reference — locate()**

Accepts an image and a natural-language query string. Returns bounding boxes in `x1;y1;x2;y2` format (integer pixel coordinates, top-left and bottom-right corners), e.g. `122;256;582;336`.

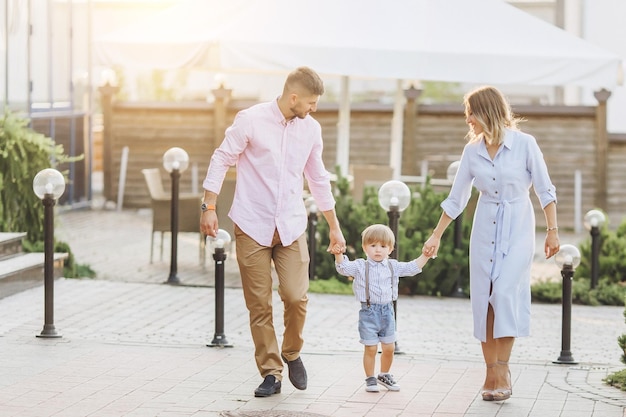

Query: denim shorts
358;302;396;346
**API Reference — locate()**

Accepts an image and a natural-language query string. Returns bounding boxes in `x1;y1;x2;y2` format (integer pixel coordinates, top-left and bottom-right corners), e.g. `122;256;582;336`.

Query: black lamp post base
207;334;233;348
37;325;61;338
165;275;181;285
553;352;577;365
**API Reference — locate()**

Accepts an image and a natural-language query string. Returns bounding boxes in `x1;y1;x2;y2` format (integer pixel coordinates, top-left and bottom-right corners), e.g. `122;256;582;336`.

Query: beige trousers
234;225;310;380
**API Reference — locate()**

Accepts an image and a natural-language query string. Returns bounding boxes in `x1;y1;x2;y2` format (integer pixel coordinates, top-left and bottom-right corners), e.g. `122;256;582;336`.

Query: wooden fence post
403;84;422;176
593;88;611;211
98;82;119;202
212;84;233;147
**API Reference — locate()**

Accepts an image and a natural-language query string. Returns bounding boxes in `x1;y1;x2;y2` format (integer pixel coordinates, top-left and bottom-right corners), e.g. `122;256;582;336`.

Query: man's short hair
284;66;324;96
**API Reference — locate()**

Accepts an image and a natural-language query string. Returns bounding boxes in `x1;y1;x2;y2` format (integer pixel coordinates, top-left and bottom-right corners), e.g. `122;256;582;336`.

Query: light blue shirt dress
441;128;556;342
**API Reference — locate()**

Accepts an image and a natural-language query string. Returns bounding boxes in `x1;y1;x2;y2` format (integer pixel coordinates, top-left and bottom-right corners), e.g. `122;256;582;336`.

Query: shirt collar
478;128;513;159
366;257;389;267
272;96;295;126
502;129;514;149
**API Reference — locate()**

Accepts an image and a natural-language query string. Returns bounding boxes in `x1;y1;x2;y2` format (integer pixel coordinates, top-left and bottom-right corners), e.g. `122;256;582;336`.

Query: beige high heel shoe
481;363;496;401
493;360;512;401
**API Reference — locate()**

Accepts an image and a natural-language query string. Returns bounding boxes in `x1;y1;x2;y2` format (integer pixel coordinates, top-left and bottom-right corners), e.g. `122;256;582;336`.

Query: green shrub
23;239;95;278
0;111;79;242
312;170;471;297
309;173;626;305
604;296;626;390
308;276;353;295
604;368;626;391
569;212;626;306
0;111;90;278
530;278;625;306
576;213;626;286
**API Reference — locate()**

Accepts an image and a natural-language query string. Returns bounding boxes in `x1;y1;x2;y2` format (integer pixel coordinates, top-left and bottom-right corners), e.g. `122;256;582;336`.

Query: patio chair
141;168;206;265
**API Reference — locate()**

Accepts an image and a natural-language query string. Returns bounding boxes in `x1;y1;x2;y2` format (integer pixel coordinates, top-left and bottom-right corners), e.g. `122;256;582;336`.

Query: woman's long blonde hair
464;86;523;145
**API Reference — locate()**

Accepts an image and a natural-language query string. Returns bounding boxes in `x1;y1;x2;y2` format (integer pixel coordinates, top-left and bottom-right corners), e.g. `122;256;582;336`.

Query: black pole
308;208;318;280
387;205;402;354
37;194;61;338
554;263;577;364
590;226;600;289
388;206;400;259
451;213;465;298
208;244;232;347
166;168;181;285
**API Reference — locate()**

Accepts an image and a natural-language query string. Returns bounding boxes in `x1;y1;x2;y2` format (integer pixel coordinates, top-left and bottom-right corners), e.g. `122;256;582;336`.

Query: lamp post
378;180;411;353
583;209;606;290
207;229;233;348
163;147;189;285
33;168;66;338
306;197;318;280
553;244;581;365
446;161;465;298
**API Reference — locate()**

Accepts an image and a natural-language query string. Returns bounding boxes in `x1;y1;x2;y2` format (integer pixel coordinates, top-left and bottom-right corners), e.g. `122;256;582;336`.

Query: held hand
329;244;344;255
422;234;441;259
327;229;346;254
200;211;219;238
544;232;560;259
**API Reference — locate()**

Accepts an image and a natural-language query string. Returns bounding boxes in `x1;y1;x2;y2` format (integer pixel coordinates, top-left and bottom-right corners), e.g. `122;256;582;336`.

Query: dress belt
479;194;526;256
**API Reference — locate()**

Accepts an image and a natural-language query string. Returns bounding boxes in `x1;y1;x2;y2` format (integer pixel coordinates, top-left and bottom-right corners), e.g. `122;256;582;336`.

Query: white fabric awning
95;0;623;90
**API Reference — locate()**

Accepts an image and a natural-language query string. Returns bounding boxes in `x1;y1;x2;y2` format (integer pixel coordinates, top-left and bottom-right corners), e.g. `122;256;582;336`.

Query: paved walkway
0;205;625;416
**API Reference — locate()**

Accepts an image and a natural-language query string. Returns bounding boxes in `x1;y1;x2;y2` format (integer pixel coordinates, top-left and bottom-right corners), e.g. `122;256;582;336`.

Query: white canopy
95;0;623;175
96;0;622;88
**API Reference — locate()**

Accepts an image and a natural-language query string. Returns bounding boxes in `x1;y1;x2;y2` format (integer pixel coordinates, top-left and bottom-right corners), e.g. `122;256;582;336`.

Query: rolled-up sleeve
527;136;557;208
441;146;474;219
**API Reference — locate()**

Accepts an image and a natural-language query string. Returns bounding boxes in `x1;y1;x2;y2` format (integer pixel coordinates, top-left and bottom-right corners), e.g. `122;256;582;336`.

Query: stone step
0;252;68;299
0;232;27;260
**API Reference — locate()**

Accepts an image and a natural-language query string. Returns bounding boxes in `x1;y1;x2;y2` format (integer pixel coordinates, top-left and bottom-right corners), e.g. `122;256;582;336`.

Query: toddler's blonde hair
361;224;395;248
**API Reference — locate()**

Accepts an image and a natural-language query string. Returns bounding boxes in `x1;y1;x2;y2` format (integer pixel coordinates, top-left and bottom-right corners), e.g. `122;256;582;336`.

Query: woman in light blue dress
422;86;560;402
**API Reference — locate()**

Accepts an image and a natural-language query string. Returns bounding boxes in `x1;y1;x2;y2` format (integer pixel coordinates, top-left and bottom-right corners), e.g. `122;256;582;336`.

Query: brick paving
0;205;624;416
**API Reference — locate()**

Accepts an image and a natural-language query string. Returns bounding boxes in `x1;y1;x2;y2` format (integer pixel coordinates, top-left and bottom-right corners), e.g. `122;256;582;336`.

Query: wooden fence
99;85;625;230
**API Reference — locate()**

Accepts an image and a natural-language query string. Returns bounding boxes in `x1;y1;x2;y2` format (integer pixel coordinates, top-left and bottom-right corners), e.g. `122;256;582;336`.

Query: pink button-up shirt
203;99;336;247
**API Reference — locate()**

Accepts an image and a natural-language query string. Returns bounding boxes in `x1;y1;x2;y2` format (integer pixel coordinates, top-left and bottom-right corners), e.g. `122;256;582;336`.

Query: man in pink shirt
200;67;346;397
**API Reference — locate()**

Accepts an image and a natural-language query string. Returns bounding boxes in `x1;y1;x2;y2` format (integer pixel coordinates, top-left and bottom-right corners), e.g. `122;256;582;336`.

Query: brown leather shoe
281;354;307;390
254;375;281;397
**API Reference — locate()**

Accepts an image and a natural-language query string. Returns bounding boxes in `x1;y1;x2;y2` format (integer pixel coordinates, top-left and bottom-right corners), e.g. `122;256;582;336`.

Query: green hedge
531;212;626;306
312;170;472;297
311;173;626;306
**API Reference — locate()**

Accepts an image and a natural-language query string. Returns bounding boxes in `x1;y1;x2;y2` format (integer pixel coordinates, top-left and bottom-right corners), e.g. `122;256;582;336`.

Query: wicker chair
141;168;206;264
